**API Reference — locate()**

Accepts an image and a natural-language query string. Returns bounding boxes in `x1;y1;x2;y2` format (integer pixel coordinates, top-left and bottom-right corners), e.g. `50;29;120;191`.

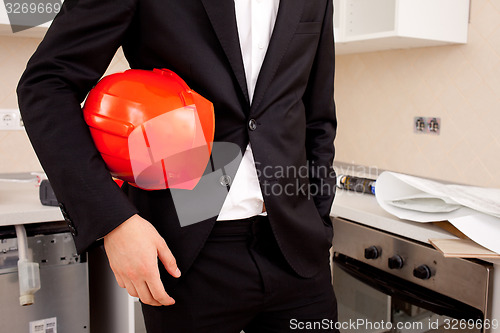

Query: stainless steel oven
332;217;494;333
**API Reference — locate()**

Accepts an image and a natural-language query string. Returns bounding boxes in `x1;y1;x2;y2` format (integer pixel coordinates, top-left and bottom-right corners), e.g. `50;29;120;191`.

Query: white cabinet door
334;0;470;54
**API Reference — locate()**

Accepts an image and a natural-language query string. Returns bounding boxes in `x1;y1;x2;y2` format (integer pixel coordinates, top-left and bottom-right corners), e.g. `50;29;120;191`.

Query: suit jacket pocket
295;22;322;34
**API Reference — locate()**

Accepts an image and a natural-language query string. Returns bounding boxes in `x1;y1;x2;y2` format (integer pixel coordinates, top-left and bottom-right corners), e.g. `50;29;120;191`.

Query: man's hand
103;214;181;306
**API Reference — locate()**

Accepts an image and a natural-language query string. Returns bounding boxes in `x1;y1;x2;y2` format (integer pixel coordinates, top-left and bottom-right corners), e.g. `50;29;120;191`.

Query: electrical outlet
414;117;427;133
414;116;441;135
0;109;24;130
427;117;440;134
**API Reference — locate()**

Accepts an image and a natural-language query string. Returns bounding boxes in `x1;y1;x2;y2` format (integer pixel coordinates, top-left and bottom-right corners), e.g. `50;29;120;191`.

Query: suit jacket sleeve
17;0;139;253
303;0;337;221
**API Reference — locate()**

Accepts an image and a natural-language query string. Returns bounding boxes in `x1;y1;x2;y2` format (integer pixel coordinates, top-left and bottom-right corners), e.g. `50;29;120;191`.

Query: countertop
0;174;457;245
0;181;63;227
330;188;458;244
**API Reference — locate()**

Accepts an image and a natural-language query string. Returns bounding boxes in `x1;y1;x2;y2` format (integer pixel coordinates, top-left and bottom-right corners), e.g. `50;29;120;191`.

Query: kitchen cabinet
3;0;470;53
334;0;470;54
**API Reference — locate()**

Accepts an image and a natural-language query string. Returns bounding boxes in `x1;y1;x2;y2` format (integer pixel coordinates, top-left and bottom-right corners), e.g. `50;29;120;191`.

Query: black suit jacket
17;0;336;278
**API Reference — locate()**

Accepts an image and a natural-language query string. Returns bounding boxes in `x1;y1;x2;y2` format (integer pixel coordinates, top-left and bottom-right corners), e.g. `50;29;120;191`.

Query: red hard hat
83;69;215;190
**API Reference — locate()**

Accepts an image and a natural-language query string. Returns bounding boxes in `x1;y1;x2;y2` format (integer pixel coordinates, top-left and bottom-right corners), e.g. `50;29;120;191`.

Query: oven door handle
333;253;483;320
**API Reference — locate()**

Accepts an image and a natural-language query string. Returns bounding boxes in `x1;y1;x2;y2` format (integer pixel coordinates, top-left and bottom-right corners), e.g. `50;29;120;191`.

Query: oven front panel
332;217;492;314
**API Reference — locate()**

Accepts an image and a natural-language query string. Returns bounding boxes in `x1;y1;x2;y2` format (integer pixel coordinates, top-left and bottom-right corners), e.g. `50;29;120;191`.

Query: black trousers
142;216;339;332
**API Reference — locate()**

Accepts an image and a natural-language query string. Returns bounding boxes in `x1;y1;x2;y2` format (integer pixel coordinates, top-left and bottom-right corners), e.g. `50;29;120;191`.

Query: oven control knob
413;265;432;280
388;255;404;269
364;246;381;260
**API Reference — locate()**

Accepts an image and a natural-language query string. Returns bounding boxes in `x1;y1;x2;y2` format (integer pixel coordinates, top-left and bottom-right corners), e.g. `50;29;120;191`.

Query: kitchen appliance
332;216;494;333
0;221;89;332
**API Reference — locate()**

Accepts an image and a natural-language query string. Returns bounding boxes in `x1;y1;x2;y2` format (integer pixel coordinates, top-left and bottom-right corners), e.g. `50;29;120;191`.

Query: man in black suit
18;0;338;331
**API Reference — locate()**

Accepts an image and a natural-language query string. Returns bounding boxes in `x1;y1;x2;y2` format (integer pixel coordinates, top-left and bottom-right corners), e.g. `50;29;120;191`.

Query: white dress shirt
217;0;280;221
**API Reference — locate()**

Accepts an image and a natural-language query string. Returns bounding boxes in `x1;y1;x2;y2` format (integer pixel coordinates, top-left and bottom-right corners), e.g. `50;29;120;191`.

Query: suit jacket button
219;175;232;186
69;226;78;237
58;203;77;236
248;119;257;131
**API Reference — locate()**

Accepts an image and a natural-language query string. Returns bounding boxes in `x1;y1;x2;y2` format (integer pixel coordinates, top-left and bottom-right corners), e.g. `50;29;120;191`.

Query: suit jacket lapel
251;0;304;112
200;0;249;104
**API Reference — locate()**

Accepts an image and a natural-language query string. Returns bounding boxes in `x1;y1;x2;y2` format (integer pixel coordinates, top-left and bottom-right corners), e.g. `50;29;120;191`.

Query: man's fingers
118;270;174;306
115;276;126;289
157;239;181;278
146;277;176;306
111;268;126;289
124;280;139;299
133;280;164;306
103;215;179;305
137;263;175;306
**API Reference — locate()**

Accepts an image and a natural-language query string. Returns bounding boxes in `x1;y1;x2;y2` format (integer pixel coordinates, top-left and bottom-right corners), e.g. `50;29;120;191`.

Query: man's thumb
157;239;181;278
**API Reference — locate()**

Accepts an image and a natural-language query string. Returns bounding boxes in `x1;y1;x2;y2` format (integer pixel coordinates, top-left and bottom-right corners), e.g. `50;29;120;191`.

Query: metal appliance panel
332;217;492;314
0;232;89;332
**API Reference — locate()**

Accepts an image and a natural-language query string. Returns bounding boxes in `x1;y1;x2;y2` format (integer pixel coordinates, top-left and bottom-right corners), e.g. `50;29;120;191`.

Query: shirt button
258;42;265;49
248;119;257;131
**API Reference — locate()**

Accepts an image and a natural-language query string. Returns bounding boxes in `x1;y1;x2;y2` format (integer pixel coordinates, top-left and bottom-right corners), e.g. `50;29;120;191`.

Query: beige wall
1;0;499;188
0;36;41;173
335;0;500;187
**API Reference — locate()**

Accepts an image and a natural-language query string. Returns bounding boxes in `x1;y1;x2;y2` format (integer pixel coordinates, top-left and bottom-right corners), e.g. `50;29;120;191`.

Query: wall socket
0;109;24;130
414;116;440;135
